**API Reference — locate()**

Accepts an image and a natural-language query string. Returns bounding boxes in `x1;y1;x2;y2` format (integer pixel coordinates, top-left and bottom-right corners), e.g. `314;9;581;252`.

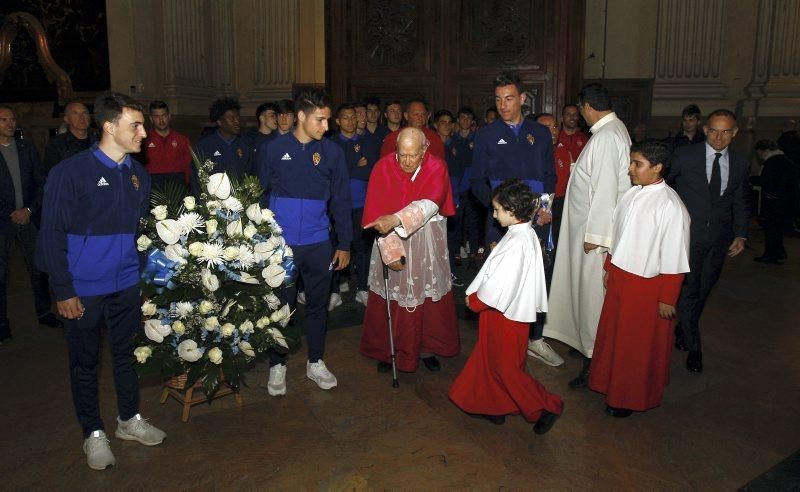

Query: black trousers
351;208;374;291
66;285;141;437
0;222;52;339
761;214;787;260
676;240;728;352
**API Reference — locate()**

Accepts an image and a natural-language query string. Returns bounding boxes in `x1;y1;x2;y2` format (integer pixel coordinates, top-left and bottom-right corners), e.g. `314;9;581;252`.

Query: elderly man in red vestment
361;128;459;373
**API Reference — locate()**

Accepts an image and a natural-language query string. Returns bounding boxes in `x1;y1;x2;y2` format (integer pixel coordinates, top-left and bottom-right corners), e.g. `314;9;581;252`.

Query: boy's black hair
491;178;539;222
433;109;454;122
364;96;381;107
335;102;356;117
209;97;240;122
94;91;144;127
631;141;672;178
577;83;612;112
294;88;331;116
275;99;295;115
681;104;701;119
256;102;278;119
457;106;475;119
149;100;169;113
493;71;524;94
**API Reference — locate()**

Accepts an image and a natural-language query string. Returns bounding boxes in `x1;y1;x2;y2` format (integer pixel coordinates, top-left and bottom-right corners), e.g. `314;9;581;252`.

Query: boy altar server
589;141;690;417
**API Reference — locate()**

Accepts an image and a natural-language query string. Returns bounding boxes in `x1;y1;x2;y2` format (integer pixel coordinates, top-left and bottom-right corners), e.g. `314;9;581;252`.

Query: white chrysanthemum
172;301;194;319
221;196;244;212
238;245;256;269
196;240;224;267
177;212;205;236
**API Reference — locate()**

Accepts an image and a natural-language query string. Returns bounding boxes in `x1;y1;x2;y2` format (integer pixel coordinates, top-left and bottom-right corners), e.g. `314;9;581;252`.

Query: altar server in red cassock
449;179;562;433
360;128;459;373
589;141;691;418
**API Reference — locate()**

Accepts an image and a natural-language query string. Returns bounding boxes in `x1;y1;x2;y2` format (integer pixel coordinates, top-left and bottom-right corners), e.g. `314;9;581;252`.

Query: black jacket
0;139;44;230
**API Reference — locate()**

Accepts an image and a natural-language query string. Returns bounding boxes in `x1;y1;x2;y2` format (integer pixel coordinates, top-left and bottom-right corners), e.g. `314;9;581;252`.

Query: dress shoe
377;361;392;373
533;408;561;435
686;350;703;373
568;359;591;390
468;413;506;425
605;405;633;418
38;313;63;328
421;356;441;372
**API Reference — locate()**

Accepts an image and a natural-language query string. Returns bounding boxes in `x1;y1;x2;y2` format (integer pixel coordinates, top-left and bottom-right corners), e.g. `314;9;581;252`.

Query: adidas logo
97;177;109;187
497;138;507;145
281;153;292;161
213;150;222;156
148;142;156;148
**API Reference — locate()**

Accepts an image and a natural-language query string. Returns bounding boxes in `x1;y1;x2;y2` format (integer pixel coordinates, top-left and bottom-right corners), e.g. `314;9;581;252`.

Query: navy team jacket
36;147;152;300
328;132;379;209
257;132;353;249
192;131;253;195
470;119;555;206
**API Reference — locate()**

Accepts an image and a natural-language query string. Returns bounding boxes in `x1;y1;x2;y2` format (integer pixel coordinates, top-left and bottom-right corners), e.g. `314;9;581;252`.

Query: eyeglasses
707;128;735;136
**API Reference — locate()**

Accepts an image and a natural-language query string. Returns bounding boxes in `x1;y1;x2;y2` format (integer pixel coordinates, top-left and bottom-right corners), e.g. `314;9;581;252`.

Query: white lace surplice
368;199;452;309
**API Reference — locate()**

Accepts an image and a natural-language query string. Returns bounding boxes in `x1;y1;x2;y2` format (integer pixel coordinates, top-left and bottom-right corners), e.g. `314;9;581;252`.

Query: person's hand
57;297;84;320
658;302;676;320
331;250;351;270
358;157;368;167
9;208;30;225
535;208;552;226
584;242;600;254
364;214;401;234
464;295;470;308
728;237;745;257
603;270;608;290
489;241;498;251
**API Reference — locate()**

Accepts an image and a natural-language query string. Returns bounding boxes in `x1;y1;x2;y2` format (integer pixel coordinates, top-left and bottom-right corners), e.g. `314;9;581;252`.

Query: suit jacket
668;142;749;247
0;139;44;230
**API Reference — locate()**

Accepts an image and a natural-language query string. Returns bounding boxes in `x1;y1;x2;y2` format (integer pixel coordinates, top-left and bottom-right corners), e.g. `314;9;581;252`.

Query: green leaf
150;179;189;212
203;370;220;398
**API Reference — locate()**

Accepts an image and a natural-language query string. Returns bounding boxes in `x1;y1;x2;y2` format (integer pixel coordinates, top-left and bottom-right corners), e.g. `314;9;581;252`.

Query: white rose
198;300;214;314
256;316;270;328
156;219;182;245
267;327;289;349
204;316;220;331
262;264;286;288
221;196;244;212
221;323;235;338
183;196;196;211
164;244;188;264
239;320;254;335
206;219;218;236
136;235;152;252
151;205;168;221
188;242;205;256
177;339;202;362
207;173;232;199
134;346;152;363
243;224;257;239
246;203;263;224
172;320;186;335
239;341;256;357
206;201;221;213
226;219;243;238
141;300;157;317
144;319;171;343
261;208;275;222
223;246;239;261
207;347;223;364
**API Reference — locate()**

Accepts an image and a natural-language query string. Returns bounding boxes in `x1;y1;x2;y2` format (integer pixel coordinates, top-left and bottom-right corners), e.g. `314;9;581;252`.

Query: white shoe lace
311;361;333;379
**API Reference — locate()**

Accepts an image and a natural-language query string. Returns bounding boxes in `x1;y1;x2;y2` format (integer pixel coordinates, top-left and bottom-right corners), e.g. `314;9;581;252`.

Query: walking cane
383;257;405;389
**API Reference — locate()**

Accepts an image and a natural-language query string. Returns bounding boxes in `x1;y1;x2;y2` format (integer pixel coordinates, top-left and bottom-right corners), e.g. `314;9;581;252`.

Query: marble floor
1;226;798;490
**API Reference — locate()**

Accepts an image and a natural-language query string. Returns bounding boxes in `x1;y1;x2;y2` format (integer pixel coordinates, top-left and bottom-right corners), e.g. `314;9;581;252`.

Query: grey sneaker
268;363;287;396
115;414;166;446
527;339;565;367
354;290;369;306
83;430;115;470
307;360;337;389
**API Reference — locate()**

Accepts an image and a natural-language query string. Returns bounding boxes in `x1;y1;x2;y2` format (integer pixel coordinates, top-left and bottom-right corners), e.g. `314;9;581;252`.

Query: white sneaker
339;281;350;293
328;293;343;311
267;364;287;396
527;339;565;367
115;414;166;446
307;360;337;389
83;430;115;470
354;290;369;306
296;291;306;305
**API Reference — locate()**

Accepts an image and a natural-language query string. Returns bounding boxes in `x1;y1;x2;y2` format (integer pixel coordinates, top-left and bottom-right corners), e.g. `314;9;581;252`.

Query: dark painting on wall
0;0;109;102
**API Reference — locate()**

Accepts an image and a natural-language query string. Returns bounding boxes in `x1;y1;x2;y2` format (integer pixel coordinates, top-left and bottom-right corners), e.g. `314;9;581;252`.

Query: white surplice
466;222;547;323
543;112;632;357
610;180;691;278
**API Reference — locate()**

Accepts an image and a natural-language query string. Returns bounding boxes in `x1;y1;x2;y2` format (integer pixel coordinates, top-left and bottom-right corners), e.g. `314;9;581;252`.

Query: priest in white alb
588;141;690;418
542;83;632;388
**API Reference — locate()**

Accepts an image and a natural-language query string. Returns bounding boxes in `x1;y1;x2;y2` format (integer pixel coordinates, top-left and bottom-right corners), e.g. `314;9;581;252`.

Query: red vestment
589;256;685;411
448;294;562;421
379;127;446;161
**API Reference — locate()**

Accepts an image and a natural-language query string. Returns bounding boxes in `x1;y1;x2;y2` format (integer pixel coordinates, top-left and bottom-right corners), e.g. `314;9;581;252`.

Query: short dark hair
433;109;454;122
94;91;144;127
256;102;278;119
405;97;429;113
149;100;169;113
631;141;672;178
681;104;701;119
491;178;539;222
485;107;499;117
754;139;779;151
493;71;524;94
352;101;366;110
577;83;612;112
364;96;381;108
276;99;294;115
335;102;356;117
294;88;331;116
707;108;737;123
384;99;403;112
209;97;240;122
534;112;555;121
562;103;579;114
457;106;475;119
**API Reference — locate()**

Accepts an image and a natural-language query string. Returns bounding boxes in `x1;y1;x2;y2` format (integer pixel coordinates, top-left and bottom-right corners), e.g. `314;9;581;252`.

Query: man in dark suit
0;105;61;343
668;108;749;373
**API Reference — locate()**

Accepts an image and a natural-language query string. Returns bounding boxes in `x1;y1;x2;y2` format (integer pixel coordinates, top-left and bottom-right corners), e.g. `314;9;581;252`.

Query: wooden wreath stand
160;370;242;422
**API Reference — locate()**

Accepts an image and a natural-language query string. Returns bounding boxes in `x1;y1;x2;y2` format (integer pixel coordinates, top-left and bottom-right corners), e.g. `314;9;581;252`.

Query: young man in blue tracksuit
257;89;352;396
36;92;166;471
329;103;379;307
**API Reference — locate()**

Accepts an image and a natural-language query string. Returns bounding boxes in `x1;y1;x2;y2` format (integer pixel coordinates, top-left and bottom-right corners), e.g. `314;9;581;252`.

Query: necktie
709;152;721;199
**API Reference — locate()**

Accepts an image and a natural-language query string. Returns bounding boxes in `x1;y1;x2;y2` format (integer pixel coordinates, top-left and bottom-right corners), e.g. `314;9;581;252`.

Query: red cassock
359;152;458;372
589;257;685;411
448;294;563;422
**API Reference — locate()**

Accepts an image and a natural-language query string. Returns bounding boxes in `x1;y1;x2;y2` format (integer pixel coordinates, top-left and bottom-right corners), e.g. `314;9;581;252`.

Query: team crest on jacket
131;174;140;191
354;144;361;153
526;134;535;145
313;152;321;166
469;142;474;150
451;147;457;156
171;140;178;148
237;148;244;158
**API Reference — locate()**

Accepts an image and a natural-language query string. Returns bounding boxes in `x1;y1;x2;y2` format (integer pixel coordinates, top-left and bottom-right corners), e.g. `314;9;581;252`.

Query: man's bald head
396;128;429;173
397;127;427;151
63;101;91;137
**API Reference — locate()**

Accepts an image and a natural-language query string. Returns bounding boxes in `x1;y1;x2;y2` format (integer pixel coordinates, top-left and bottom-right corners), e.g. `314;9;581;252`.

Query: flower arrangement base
159;371;242;422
